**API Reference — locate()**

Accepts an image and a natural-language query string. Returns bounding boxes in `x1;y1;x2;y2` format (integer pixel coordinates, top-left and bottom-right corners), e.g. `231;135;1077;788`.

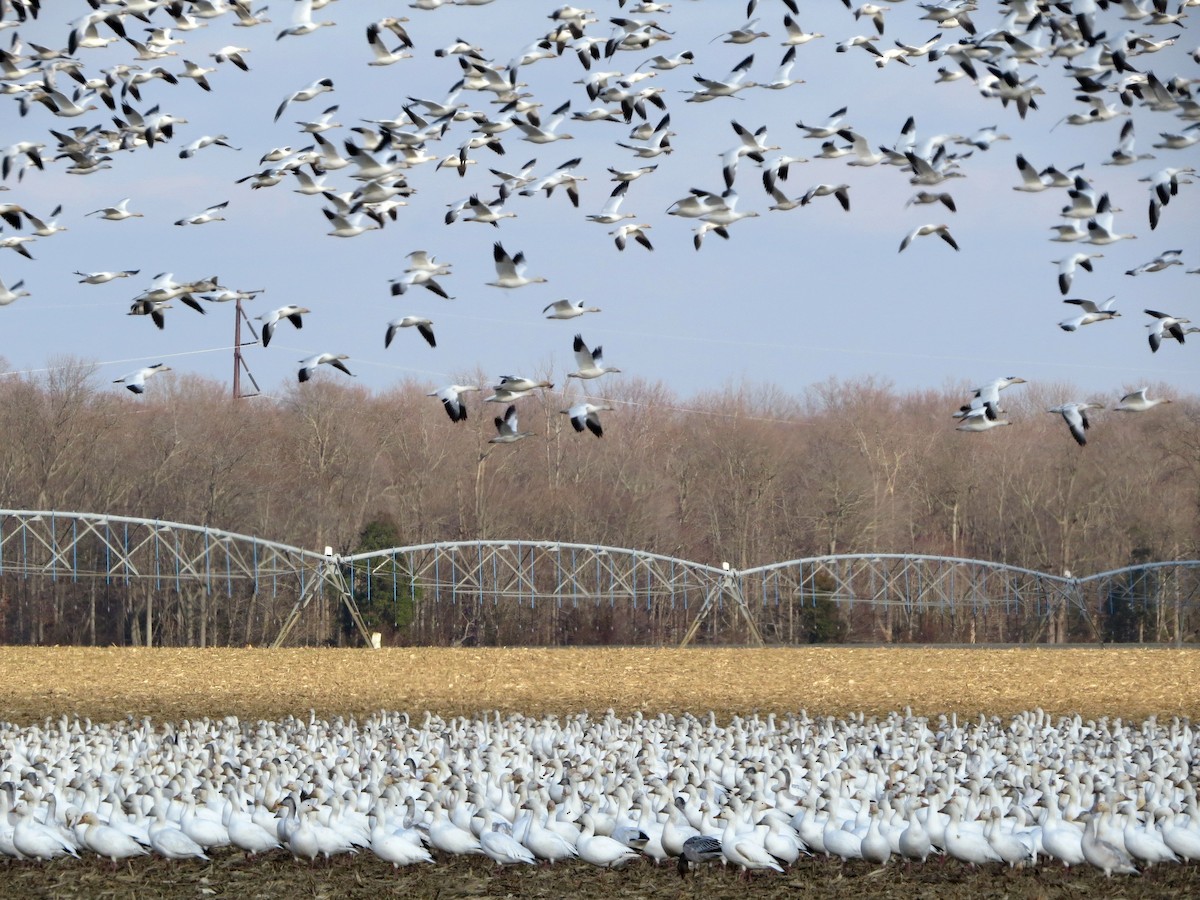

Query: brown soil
1;646;1197;898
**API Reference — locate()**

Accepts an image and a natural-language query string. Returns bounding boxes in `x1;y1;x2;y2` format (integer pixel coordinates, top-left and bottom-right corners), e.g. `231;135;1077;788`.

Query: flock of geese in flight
0;0;1195;446
2;707;1200;878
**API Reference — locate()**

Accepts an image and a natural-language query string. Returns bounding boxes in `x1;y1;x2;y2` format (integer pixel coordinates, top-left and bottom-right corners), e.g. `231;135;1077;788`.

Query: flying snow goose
174;200;229;226
561;401;615;437
274;77;334;123
277;0;336;40
687;53;757;102
796;106;849;139
0;235;34;259
544;299;601;319
611;222;653;251
489;405;533;444
586;182;634;225
1054;252;1103;294
569;334;621;380
22;205;66;237
906;191;956;212
127;297;173;329
85;197;142;221
256;305;309;347
1145;309;1190;352
114;363;171;394
1114;388;1170;412
385;316;435;348
298;353;353;383
390;270;452;299
1047;402;1102;446
1126;249;1183;275
899;223;958;252
427;384;479;422
365;22;412;66
495;375;553;393
323;209;380;237
488;242;547;288
1059;296;1119;331
801;183;850;210
0;276;31;306
1085;211;1137;245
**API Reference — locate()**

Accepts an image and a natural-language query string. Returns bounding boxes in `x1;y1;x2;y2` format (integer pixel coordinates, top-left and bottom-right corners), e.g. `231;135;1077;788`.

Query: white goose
385;316;435;349
77;812;150;864
1059;296;1119;331
113;363;171;394
427;385;479;423
488;242;548;288
543;299;601;319
1047;402;1103;446
256;306;309;348
577;813;640;868
298;353;353;383
569;334;621;380
85;198;142;221
561;401;615;437
489;405;533;444
1114;388;1170;412
0;276;30;306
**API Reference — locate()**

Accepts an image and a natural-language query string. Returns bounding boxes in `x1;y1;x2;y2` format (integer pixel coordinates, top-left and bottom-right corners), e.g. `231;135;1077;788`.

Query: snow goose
801;183;850;211
488;242;547;288
1121;805;1178;867
796;106;849;139
522;802;578;863
956;407;1012;433
721;810;784;876
677;834;723;877
494;375;553;394
256;305;308;347
365;22;412;66
298;353;353;383
127;297;174;330
0;234;34;259
1081;805;1139;877
427;385;479;423
905;191;956;213
85;197;142;221
385;316;435;349
22;205;66;237
667;188;727;218
544;299;600;319
1114;388;1170;412
323;209;381;238
569;334;621;380
370;810;432;867
1058;296;1119;330
113;364;171;394
277;0;335;40
1126;249;1183;275
577;813;640;868
274;77;334;123
636;51;694;71
561;401;615;437
899;223;958;252
391;270;452;299
480;818;536;866
512;102;575;144
1054;252;1103;294
74;269;140;285
208;44;251;70
77;812;150;864
174;200;229;226
148;807;209;861
489;405;533;444
586;182;634;225
1144;309;1190;352
1085;211;1137;245
612;222;653;251
0;276;30;306
943;800;1003;866
687;53;757;102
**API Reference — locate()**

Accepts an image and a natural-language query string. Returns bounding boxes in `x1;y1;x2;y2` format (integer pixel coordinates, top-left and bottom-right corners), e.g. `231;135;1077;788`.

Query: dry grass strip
0;647;1196;724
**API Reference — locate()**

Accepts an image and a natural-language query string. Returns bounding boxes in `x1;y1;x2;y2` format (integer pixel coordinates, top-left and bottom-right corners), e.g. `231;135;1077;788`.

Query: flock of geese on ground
1;707;1199;878
0;0;1196;445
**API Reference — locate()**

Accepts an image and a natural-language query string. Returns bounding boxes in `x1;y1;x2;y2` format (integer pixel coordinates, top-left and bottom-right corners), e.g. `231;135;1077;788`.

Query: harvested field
3;646;1199;723
2;646;1198;899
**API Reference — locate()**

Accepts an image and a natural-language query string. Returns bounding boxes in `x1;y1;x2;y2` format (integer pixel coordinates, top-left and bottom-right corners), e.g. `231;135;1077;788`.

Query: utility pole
233;297;262;399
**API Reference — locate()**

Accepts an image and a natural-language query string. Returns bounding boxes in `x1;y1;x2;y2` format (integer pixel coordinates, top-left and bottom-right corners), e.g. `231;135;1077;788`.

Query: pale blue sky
1;0;1197;406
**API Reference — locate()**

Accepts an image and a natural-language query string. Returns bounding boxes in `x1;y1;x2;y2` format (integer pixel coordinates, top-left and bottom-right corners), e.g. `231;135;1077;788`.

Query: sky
0;0;1197;409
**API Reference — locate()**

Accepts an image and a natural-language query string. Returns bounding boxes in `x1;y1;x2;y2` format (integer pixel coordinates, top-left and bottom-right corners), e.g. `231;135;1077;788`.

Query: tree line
0;358;1196;646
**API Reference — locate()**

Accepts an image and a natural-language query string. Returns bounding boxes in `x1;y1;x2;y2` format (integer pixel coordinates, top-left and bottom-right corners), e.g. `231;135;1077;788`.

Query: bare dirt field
2;646;1198;898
